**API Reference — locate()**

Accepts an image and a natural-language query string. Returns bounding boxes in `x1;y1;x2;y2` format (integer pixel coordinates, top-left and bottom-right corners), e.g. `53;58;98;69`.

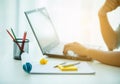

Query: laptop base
45;54;92;61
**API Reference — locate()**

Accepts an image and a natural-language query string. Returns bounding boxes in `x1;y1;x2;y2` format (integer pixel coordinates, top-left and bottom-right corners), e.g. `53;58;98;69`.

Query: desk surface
0;41;120;84
0;52;120;84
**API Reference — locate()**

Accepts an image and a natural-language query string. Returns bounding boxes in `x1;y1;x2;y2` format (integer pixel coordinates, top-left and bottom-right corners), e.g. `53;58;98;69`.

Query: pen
62;62;80;67
54;62;66;68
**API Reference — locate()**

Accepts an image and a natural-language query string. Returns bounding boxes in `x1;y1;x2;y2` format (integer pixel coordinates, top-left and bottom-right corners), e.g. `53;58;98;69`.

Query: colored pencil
11;28;17;40
21;32;27;52
6;29;23;52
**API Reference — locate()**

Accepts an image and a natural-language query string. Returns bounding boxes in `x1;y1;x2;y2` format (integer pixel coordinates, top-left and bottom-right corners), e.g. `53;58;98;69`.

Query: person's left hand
63;42;88;57
98;0;120;15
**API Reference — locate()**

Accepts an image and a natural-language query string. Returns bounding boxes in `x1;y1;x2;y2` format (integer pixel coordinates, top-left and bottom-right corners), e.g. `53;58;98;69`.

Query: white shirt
115;24;120;49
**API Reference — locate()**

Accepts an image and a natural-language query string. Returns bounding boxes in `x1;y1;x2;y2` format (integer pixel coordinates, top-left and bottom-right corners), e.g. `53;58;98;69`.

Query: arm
98;14;117;51
98;0;120;50
87;48;120;67
63;0;120;67
63;42;120;67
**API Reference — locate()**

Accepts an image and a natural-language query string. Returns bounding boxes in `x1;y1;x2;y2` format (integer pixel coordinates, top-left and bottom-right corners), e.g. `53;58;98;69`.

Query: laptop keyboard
47;43;64;55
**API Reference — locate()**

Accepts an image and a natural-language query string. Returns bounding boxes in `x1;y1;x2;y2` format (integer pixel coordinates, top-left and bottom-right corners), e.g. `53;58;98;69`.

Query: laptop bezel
24;7;60;55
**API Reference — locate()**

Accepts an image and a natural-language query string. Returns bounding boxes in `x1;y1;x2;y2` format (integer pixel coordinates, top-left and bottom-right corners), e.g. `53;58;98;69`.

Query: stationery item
21;52;32;73
6;29;29;60
21;54;95;74
39;58;48;65
29;61;95;74
54;62;80;68
20;53;95;74
56;62;80;71
11;28;17;40
6;29;22;51
54;62;66;68
20;32;27;54
13;38;29;60
57;65;78;71
62;62;80;67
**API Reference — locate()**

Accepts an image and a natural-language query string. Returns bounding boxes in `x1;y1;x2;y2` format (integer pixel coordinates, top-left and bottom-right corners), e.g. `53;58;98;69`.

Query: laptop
24;7;92;61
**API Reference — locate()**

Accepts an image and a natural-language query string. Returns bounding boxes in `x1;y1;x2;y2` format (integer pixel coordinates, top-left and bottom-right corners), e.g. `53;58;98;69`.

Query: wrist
86;48;89;56
98;8;107;17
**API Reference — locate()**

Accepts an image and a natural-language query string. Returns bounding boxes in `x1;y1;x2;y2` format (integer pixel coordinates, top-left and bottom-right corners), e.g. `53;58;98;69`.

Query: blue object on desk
21;52;32;73
23;62;32;73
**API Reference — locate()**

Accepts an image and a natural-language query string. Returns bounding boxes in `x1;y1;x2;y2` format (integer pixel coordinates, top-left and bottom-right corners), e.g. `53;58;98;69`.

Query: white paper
30;61;95;74
21;53;95;74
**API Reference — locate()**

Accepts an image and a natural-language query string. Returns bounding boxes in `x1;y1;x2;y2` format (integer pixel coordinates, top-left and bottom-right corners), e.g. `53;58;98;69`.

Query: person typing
63;0;120;67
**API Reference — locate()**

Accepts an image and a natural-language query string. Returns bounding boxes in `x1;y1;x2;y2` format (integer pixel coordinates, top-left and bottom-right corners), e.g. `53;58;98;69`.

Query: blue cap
23;62;32;73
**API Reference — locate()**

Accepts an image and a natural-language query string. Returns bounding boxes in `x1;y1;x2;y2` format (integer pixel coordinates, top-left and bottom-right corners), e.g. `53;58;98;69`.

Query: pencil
6;29;23;52
11;28;17;40
21;32;27;53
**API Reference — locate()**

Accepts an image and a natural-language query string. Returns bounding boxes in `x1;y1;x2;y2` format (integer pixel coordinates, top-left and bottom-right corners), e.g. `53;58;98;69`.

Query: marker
21;52;32;73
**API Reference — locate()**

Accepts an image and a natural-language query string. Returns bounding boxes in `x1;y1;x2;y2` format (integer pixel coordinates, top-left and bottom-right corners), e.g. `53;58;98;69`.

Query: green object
11;28;17;40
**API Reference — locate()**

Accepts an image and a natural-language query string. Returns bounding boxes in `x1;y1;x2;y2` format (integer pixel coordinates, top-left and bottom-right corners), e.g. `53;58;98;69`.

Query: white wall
0;0;17;57
37;0;105;45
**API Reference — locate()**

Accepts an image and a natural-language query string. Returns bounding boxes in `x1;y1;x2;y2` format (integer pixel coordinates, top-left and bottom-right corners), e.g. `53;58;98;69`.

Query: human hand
63;42;88;57
99;0;120;15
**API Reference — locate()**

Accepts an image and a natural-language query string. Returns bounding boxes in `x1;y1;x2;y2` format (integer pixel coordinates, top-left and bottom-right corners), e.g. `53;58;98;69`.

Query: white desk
0;52;120;84
0;40;120;84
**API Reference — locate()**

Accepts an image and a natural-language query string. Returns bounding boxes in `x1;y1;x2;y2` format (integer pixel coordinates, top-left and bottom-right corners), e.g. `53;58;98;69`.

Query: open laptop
24;7;92;61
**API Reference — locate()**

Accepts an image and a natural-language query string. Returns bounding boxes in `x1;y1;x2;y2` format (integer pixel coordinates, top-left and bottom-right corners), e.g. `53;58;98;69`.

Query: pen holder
13;38;29;60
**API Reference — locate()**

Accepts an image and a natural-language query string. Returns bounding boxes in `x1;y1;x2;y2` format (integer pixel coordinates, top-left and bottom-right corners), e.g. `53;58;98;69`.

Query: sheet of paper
30;61;95;74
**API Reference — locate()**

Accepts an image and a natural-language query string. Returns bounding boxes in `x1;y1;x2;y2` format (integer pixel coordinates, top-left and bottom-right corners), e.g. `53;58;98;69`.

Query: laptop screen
25;8;59;54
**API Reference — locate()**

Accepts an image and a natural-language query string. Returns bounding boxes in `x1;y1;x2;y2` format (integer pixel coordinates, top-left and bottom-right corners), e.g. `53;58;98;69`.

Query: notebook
30;61;95;74
24;7;92;61
21;52;95;74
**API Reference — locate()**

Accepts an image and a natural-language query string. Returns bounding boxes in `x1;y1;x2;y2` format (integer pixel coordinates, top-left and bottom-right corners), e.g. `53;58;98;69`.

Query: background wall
0;0;17;58
18;0;107;50
18;0;105;44
0;0;120;59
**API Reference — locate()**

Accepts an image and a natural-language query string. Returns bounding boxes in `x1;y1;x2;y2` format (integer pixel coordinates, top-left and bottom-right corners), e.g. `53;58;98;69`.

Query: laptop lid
24;8;60;55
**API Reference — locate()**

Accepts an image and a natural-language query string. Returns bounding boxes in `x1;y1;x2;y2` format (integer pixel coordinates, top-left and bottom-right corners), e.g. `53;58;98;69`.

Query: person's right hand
99;0;120;15
63;42;88;57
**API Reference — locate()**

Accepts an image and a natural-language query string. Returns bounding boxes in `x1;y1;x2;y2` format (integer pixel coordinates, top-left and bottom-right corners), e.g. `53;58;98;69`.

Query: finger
63;43;73;55
63;46;68;55
63;46;73;55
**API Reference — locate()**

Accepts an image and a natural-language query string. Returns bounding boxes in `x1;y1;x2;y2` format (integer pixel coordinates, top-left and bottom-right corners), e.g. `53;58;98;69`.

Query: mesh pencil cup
13;38;29;60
